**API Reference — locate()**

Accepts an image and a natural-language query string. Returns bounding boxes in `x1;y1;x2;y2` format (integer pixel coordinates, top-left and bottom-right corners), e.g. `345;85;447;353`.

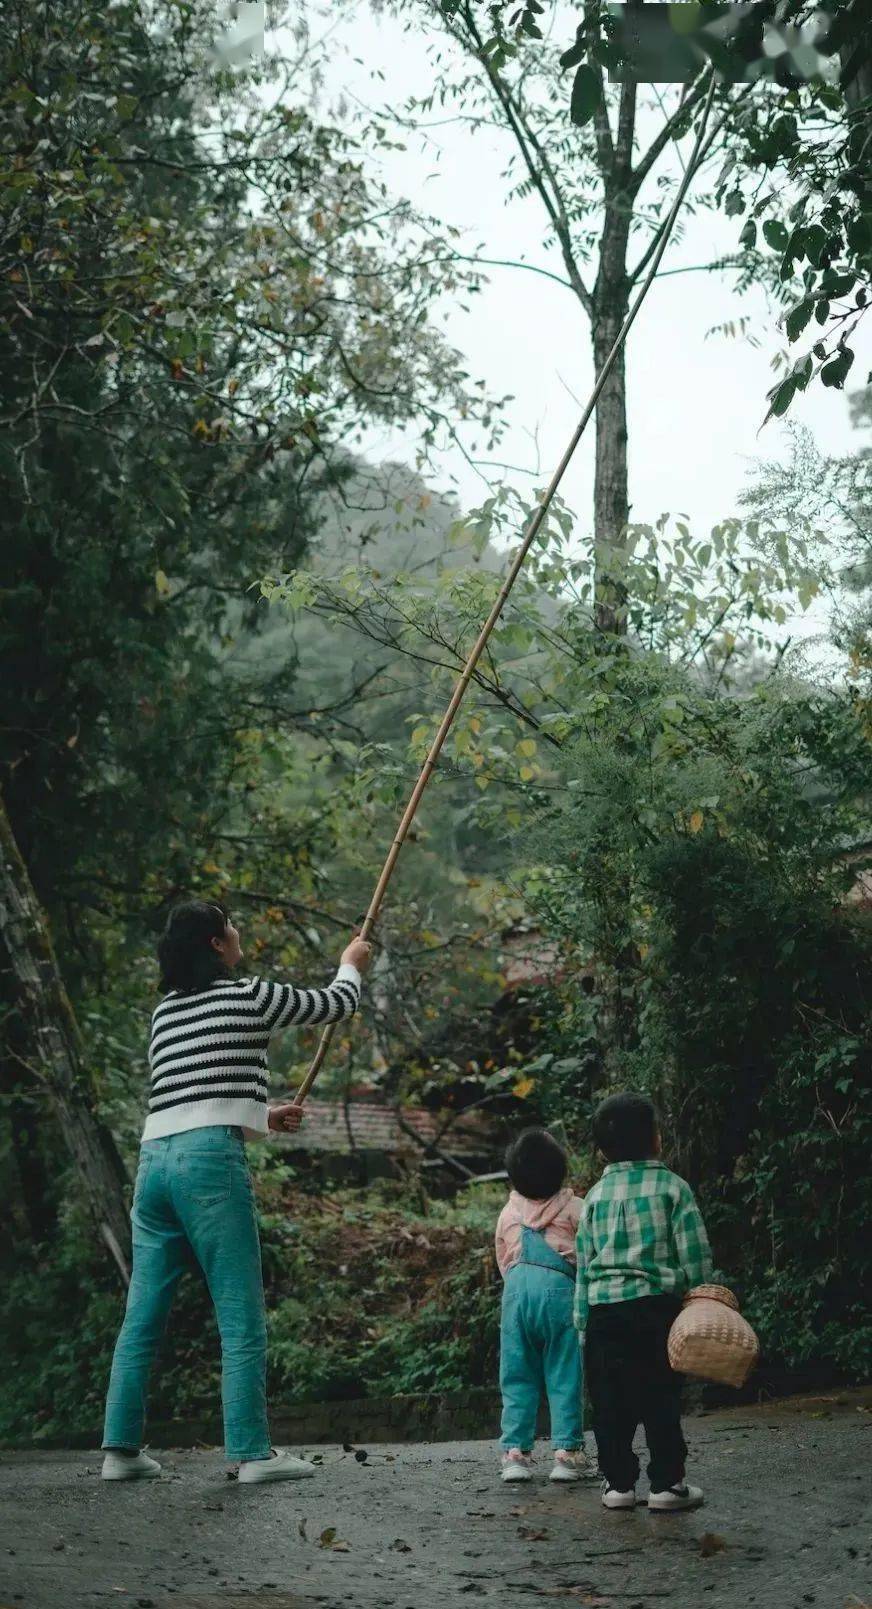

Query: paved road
1;1393;870;1609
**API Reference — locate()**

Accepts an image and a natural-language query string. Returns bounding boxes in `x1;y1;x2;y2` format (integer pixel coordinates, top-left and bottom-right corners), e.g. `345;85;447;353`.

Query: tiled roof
280;1099;497;1157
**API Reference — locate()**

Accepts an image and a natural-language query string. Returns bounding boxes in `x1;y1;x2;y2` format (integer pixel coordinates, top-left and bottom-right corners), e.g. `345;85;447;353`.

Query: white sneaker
101;1449;161;1481
238;1448;316;1484
500;1449;533;1483
648;1482;704;1512
550;1450;591;1483
601;1481;637;1509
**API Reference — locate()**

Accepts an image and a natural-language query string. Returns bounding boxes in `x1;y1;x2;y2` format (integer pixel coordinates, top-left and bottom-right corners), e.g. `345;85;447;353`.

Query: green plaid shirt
574;1160;713;1331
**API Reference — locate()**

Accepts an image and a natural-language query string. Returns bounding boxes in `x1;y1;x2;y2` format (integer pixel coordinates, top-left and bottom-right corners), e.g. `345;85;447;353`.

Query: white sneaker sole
501;1467;532;1483
648;1495;704;1512
238;1463;316;1484
101;1464;161;1481
602;1492;637;1509
550;1466;584;1483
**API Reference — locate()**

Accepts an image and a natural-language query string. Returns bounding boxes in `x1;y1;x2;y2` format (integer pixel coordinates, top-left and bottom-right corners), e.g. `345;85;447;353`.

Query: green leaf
559;25;586;68
793;353;813;391
820;347;855;390
739;218;757;249
762;219;788;251
725;191;745;218
820;271;856;299
847;215;872;255
785;300;813;342
767;376;797;421
803;224;828;267
569;64;602;128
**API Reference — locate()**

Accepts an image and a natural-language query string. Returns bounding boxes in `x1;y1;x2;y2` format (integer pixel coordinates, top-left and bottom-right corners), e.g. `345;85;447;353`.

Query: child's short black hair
505;1127;568;1199
593;1092;658;1162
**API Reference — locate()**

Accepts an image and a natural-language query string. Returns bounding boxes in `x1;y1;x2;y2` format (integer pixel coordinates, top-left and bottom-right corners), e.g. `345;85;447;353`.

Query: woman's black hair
504;1127;568;1200
157;899;232;994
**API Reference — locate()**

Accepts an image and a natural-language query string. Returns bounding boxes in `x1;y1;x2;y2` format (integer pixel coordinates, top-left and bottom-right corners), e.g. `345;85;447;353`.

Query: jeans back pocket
182;1153;233;1207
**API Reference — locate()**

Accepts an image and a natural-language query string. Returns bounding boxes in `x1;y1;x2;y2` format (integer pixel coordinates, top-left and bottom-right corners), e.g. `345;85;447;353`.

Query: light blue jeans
102;1126;271;1462
500;1226;583;1452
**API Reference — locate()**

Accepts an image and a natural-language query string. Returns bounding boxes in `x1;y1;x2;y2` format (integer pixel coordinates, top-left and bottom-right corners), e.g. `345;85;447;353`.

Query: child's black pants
585;1294;686;1492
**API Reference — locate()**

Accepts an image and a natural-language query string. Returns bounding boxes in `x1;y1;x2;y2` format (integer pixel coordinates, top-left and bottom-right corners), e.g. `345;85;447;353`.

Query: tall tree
0;0;491;941
0;0;494;1259
0;794;131;1283
376;0;732;632
483;0;870;419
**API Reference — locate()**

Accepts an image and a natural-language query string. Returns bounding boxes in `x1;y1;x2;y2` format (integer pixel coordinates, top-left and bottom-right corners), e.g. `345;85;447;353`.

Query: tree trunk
841;0;872;118
590;168;635;1063
592;305;631;636
2;1059;59;1244
0;792;131;1284
591;66;634;639
842;39;871;212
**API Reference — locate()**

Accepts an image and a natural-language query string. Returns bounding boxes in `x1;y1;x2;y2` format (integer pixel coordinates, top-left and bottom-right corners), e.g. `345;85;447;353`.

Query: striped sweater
142;964;362;1142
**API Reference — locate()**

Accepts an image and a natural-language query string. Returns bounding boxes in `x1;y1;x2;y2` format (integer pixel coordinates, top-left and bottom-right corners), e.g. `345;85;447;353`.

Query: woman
101;898;371;1485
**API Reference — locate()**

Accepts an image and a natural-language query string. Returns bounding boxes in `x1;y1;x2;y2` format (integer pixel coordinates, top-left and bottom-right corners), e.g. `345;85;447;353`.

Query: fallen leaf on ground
389;1538;412;1552
298;1518;307;1540
700;1532;727;1558
331;1540;351;1553
518;1526;550;1541
318;1528;337;1549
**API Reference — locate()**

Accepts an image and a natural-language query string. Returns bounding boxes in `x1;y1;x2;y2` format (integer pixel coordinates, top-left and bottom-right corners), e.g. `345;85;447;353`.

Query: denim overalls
500;1225;583;1452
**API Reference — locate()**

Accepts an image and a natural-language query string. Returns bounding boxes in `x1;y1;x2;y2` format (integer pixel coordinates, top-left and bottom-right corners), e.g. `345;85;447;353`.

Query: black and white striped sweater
142;965;362;1141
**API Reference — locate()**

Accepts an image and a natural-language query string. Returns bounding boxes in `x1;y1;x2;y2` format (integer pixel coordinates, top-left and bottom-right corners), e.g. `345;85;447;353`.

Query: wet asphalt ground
0;1392;870;1609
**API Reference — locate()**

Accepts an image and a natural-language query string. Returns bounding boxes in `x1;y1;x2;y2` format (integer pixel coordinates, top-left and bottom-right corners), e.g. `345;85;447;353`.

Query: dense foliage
1;0;870;1444
0;1174;505;1442
0;0;498;1239
516;662;872;1373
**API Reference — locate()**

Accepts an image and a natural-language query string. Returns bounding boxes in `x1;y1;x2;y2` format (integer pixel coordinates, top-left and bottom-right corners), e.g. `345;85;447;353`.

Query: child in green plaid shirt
575;1093;713;1513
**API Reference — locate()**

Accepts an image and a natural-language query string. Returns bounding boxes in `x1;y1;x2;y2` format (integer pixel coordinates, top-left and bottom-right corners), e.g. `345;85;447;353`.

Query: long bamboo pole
294;74;717;1105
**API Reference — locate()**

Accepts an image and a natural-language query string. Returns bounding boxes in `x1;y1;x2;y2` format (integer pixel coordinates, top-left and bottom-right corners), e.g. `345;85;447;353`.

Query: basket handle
683;1284;740;1312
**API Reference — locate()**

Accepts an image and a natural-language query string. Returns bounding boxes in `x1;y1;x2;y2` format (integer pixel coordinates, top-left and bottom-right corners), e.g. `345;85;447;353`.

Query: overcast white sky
267;3;869;639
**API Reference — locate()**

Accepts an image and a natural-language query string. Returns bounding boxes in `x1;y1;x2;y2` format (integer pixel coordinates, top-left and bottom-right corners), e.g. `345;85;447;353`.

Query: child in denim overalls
495;1127;589;1483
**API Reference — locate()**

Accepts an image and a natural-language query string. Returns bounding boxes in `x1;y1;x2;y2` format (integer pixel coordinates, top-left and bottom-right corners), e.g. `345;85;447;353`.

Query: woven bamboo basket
667;1284;759;1388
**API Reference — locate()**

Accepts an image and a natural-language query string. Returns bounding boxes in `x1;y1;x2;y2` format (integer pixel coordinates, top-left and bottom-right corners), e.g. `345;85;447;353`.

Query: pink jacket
495;1187;584;1277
